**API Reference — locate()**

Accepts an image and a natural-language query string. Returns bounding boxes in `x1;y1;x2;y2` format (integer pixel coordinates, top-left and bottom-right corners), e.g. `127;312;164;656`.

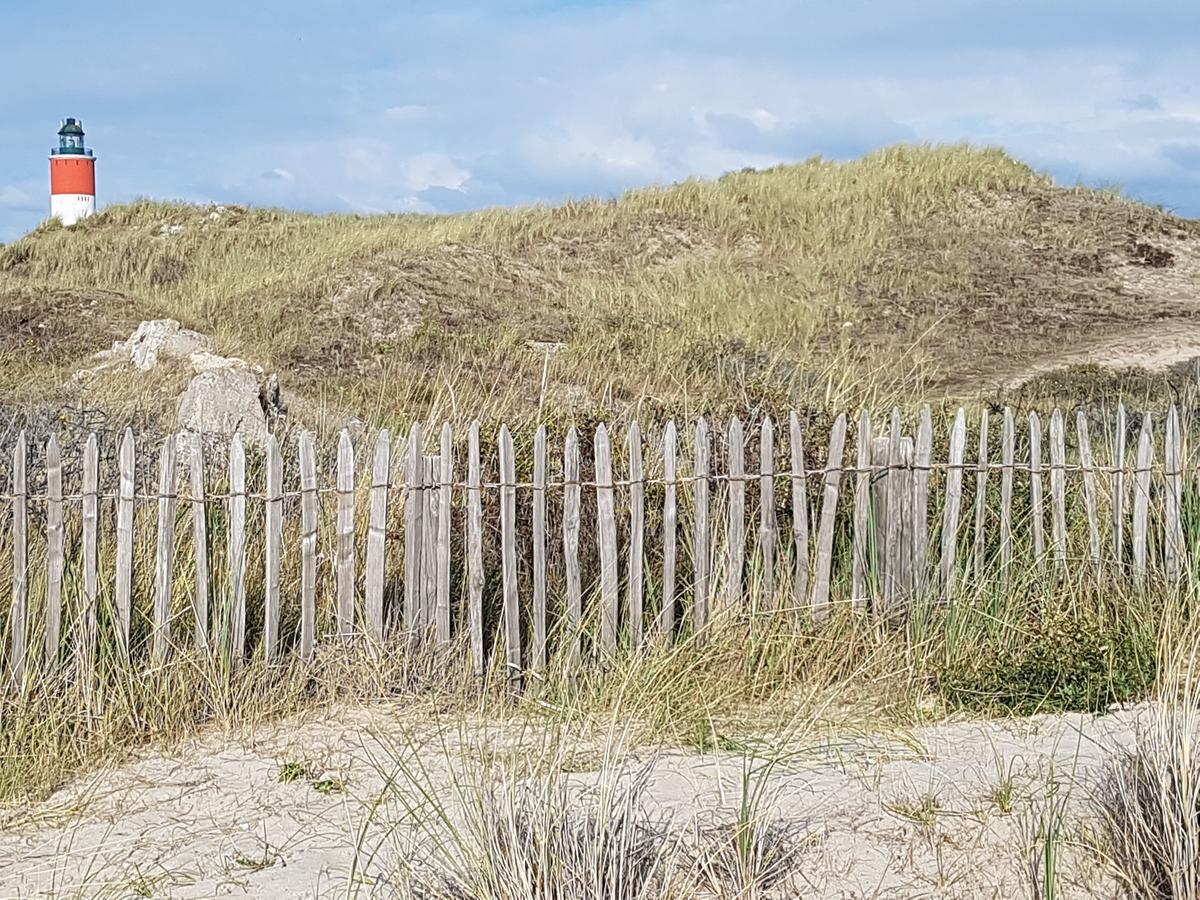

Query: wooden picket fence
0;403;1194;692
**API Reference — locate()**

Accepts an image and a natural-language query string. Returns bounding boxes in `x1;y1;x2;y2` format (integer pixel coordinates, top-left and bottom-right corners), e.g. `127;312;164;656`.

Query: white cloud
383;105;429;122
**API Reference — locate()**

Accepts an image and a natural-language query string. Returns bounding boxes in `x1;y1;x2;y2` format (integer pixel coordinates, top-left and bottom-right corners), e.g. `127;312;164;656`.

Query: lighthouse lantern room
49;118;96;226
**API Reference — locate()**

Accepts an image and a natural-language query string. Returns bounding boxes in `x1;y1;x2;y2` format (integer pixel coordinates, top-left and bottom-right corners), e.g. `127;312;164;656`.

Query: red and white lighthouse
49;118;96;226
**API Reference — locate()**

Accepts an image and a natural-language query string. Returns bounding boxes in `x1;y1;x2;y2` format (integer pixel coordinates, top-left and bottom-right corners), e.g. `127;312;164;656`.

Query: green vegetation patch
936;607;1156;715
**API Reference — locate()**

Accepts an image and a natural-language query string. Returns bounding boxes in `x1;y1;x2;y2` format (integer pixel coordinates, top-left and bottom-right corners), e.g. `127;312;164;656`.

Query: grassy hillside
1;143;1196;428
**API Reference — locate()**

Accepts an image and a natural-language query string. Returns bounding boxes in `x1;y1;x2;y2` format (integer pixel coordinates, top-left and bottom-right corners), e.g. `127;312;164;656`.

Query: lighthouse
49;118;96;226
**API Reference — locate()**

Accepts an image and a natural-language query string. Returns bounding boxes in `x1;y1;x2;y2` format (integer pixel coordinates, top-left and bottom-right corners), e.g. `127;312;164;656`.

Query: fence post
45;435;64;667
532;424;548;669
153;436;179;662
298;432;318;660
499;425;521;689
9;432;27;687
562;426;582;666
940;409;967;598
812;414;848;620
189;439;210;651
467;421;485;676
365;429;391;647
852;411;872;607
693;418;710;634
627;421;645;649
759;416;777;613
790;412;809;609
227;435;247;664
660;420;678;637
595;424;618;654
115;428;135;652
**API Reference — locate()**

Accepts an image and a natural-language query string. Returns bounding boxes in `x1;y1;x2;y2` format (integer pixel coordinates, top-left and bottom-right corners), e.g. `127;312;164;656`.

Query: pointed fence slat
9;433;27;685
298;432;318;660
759;416;777;612
498;425;521;688
421;457;437;636
1077;413;1102;573
189;439;210;650
725;416;746;614
1133;414;1154;581
883;408;903;614
595;424;619;653
335;431;355;639
45;435;64;666
1029;412;1046;564
851;411;872;605
972;410;989;582
1000;408;1015;582
1114;403;1127;567
913;407;933;593
365;429;391;646
532;424;548;669
115;429;135;650
227;435;247;663
812;414;848;619
403;424;424;634
940;409;968;598
1165;405;1184;581
1049;410;1068;570
693;418;711;633
660;421;678;637
627;422;645;649
153;437;179;661
80;434;99;710
467;422;485;676
562;426;582;665
262;436;282;661
436;424;453;646
790;413;810;608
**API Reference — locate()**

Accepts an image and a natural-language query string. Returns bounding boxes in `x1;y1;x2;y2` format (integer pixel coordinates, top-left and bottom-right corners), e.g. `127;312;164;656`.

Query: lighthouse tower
49;118;96;226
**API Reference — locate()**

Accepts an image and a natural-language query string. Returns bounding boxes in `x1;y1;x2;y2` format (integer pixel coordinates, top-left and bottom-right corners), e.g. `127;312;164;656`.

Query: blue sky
2;0;1199;242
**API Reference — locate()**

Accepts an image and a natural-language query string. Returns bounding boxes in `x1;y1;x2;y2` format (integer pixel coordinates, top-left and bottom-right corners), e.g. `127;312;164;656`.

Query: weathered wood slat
912;407;933;594
421;457;437;636
851;411;872;606
562;426;582;665
80;434;99;710
1132;414;1154;581
972;410;989;582
693;418;711;633
594;424;619;653
115;428;135;651
153;437;179;661
298;432;318;660
898;437;915;598
790;412;810;608
1029;412;1045;564
940;409;968;598
1114;404;1127;567
467;422;485;676
1077;413;1102;573
436;423;453;646
227;435;247;663
365;429;391;646
44;435;64;666
532;424;548;669
627;421;645;649
883;408;903;613
189;439;210;650
1049;409;1068;570
403;424;424;634
9;433;27;685
660;420;678;637
335;431;355;639
725;416;746;614
1000;408;1015;582
1165;405;1184;581
498;425;521;689
812;414;848;619
759;416;777;612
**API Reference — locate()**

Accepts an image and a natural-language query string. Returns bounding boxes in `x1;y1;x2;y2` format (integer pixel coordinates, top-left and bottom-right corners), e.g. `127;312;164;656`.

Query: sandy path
0;706;1139;899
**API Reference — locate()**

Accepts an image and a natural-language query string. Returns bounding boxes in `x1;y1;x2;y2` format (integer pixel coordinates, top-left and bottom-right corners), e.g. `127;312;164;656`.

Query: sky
2;0;1199;242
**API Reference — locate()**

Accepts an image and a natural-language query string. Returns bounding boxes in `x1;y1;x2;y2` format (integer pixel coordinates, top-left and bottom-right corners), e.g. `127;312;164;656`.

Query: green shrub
937;608;1155;715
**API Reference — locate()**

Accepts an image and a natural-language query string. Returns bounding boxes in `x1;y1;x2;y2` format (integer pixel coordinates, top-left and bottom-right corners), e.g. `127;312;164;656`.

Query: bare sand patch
0;705;1138;898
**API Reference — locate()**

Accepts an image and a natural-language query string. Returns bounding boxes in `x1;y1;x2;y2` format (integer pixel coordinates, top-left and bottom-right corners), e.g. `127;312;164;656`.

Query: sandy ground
0;703;1141;899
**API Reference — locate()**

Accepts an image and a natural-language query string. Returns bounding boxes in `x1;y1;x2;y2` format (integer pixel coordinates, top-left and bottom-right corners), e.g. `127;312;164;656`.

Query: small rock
177;369;270;447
